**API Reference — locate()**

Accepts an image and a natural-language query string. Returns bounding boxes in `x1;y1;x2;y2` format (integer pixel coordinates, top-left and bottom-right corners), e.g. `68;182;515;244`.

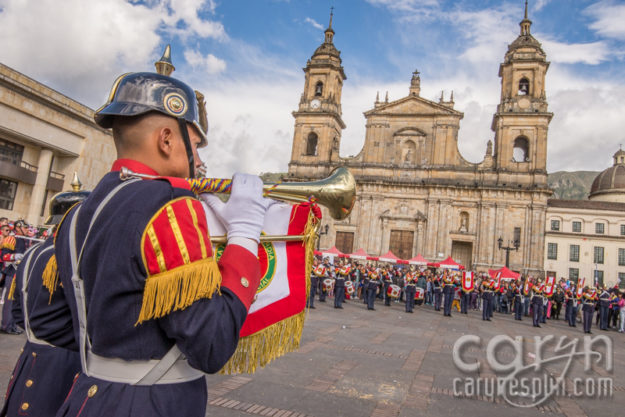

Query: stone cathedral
288;7;553;275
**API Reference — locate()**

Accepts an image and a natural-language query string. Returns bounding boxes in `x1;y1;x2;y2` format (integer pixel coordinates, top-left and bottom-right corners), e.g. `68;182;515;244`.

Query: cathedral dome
589;149;625;202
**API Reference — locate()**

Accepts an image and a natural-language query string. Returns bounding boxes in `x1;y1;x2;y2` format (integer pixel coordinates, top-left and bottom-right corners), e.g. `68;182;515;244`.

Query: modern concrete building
0;63;115;225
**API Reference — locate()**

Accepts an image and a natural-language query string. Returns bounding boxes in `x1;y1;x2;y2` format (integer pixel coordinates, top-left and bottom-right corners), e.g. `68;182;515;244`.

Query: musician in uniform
481;278;492;321
598;285;610;330
512;281;523;321
442;271;455;317
319;258;330;302
1;184;89;417
564;287;576;327
308;258;320;309
531;279;544;327
53;69;271;417
366;269;380;310
582;287;598;334
460;273;472;315
404;267;417;313
433;274;442;311
382;267;393;306
334;264;347;309
1;219;31;335
522;277;532;316
541;289;550;324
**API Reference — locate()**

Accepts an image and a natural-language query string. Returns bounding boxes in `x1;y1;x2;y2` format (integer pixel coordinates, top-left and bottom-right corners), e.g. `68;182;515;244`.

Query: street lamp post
317;224;329;251
498;236;520;268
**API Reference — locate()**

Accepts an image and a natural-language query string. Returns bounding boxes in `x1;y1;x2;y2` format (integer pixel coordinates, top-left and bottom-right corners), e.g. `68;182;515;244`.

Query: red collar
111;159;159;175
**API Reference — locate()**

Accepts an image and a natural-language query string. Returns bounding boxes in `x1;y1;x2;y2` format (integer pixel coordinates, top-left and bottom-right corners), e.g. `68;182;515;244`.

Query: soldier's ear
157;126;175;157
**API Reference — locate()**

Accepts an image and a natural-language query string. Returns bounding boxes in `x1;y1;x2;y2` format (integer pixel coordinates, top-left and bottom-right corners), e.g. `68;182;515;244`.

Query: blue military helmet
45;173;91;226
94;72;208;148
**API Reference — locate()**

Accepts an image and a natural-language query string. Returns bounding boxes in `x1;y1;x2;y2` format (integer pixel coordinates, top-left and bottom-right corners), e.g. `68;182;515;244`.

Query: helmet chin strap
177;118;195;178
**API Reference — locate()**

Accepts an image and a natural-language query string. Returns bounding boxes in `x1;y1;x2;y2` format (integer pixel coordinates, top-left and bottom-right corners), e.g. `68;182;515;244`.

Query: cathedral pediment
364;96;463;117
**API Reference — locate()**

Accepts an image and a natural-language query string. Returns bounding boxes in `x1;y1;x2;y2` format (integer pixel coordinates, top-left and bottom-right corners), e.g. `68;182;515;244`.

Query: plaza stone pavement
1;299;623;417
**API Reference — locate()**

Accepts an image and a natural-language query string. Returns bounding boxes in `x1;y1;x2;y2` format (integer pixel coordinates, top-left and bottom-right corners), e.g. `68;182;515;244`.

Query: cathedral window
518;77;529;95
305;132;318;156
512;136;529;162
315;81;323;97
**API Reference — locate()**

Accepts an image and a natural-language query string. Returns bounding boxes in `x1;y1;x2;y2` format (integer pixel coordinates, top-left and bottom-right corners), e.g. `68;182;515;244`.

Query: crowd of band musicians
309;257;625;334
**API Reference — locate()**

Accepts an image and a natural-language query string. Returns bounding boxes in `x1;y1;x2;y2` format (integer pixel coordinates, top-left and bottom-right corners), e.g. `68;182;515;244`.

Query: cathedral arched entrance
451;241;473;269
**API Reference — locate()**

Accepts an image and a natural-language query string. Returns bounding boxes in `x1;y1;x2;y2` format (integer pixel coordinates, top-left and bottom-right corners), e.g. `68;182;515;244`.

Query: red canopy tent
488;266;520;280
437;256;464;270
321;246;344;258
314;250;322;256
378;250;407;264
407;254;429;265
347;248;369;260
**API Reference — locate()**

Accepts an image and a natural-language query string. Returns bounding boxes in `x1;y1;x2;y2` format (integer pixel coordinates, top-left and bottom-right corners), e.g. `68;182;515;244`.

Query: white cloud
365;0;441;20
0;0;225;107
534;0;551;12
541;39;610;65
161;0;226;40
197;78;302;176
184;49;226;74
451;7;518;65
365;0;440;12
304;17;323;30
585;0;625;40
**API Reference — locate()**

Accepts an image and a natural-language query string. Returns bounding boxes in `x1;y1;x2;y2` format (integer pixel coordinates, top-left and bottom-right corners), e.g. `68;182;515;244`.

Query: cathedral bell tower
492;1;553;178
288;10;346;179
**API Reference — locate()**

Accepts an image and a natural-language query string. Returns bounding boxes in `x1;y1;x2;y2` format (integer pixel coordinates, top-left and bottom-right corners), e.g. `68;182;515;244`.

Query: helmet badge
164;92;187;116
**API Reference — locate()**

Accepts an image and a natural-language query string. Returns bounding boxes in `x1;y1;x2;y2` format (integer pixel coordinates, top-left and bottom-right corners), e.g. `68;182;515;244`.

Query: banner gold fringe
136;258;221;325
7;276;16;301
220;207;319;374
42;255;59;302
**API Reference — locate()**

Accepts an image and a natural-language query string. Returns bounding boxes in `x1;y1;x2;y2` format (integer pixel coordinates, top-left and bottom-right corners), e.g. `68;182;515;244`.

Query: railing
49;170;65;180
20;160;38;172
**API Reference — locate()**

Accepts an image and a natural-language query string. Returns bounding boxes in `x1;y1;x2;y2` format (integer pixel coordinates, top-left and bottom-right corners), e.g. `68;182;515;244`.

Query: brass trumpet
119;167;357;242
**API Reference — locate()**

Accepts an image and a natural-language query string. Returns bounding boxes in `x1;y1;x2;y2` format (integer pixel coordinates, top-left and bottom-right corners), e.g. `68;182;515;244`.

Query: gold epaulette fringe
220;208;318;374
220;311;306;374
136;257;222;325
7;276;16;301
42;255;59;301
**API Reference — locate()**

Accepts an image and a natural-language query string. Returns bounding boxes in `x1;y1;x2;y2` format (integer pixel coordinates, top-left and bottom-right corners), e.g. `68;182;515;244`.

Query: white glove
200;173;271;251
14;253;24;262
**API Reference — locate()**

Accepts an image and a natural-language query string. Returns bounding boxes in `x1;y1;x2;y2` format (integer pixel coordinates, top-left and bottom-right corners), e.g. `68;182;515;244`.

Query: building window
0;178;18;210
513;227;521;247
547;243;558;260
315;81;323;97
621;225;625;236
512;136;529;162
0;138;24;165
569;268;579;281
550;220;560;231
569;245;580;262
618;273;625;289
572;221;582;233
619;249;625;266
593;246;604;264
518;77;529;95
305;132;318;156
335;231;354;254
595;270;604;288
595;223;605;234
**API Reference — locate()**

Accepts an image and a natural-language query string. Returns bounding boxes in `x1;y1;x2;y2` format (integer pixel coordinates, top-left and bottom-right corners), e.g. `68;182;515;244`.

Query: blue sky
1;0;624;176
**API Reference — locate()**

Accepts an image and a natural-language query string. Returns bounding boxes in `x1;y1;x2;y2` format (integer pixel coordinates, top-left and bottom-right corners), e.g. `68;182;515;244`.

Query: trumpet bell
270;167;356;220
